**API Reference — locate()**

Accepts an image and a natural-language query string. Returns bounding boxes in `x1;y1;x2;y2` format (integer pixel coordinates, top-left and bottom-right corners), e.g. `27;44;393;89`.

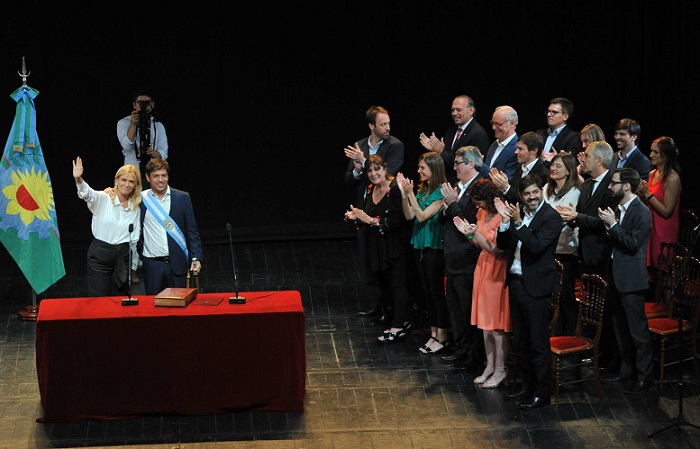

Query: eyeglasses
454;161;467;166
490;120;508;127
545;109;562;116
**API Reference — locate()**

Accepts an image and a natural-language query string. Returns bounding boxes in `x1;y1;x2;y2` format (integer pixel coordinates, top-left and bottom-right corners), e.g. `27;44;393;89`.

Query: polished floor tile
1;239;700;448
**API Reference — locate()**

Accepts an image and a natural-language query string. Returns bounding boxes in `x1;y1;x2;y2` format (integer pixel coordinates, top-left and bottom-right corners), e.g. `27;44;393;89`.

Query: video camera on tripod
136;100;151;160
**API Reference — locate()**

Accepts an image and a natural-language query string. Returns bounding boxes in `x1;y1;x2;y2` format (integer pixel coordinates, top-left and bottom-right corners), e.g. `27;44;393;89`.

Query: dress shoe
518;396;551;409
504;389;531;401
370;314;390;326
601;373;634;384
451;361;470;371
356;307;381;317
623;379;654;394
440;354;459;363
131;270;140;284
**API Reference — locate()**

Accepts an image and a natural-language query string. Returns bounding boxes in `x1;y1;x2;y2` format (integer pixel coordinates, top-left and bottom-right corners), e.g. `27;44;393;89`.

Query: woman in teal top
397;151;448;354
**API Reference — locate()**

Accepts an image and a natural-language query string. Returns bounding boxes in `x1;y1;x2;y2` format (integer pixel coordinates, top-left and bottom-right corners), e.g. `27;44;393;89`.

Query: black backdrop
1;2;697;244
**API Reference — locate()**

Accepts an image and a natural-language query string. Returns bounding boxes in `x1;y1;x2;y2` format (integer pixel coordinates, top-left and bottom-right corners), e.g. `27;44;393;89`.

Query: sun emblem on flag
0;165;57;239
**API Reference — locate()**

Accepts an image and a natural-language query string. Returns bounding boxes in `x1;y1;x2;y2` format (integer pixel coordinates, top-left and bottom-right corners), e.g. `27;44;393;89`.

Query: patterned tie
452;127;463;150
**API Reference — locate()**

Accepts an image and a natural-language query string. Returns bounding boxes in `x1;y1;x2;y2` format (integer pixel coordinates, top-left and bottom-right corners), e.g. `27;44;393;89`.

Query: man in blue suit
140;159;204;295
481;105;519;181
611;118;651;180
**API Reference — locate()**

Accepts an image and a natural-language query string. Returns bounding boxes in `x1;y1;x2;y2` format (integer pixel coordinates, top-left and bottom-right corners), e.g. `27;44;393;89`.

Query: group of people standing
344;96;682;409
76;89;203;298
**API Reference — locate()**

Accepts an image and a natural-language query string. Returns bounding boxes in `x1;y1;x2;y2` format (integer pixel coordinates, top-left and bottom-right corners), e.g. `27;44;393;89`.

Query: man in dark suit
611;118;651;180
140;159;204;295
419;95;490;184
439;146;484;371
556;140;620;371
495;175;563;409
481;105;519;181
344;105;404;207
344;106;405;319
490;132;549;204
536;97;581;167
598;168;654;394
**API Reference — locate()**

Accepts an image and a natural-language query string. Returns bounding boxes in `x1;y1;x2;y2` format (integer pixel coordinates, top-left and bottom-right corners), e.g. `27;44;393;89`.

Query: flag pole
18;289;38;321
14;58;39;321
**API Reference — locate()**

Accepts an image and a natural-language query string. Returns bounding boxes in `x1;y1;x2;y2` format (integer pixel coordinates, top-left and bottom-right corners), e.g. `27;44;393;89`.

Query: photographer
117;89;169;176
116;89;169;283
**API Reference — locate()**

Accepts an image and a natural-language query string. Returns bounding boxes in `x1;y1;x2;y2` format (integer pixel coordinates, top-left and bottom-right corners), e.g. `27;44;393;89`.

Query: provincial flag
0;84;65;294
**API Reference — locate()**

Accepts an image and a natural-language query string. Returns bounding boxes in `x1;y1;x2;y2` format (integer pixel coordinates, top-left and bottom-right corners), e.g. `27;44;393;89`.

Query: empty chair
549;274;608;406
678;210;698;253
647;256;700;387
645;241;688;319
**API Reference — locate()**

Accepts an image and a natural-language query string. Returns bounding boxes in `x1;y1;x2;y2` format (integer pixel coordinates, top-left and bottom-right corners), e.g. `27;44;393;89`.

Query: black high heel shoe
377;327;408;343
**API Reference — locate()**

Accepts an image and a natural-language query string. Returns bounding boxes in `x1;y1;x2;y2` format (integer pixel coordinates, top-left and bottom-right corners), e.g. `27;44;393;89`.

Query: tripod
649;229;700;438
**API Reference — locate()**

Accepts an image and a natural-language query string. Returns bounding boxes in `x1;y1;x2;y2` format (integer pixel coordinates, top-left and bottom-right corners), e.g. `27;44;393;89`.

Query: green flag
0;85;65;294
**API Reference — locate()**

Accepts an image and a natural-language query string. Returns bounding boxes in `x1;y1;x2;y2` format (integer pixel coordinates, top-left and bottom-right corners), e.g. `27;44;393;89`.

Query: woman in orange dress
454;178;510;388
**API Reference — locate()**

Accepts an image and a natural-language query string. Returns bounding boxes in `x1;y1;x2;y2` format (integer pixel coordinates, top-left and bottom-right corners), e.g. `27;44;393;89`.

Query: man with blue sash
140;159;203;294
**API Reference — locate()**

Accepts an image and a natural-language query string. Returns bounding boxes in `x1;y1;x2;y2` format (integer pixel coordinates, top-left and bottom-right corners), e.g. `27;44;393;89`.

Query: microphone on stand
227;222;246;304
122;223;139;306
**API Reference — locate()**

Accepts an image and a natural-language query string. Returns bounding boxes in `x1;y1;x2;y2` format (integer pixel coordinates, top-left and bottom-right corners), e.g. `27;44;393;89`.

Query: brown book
154;288;198;307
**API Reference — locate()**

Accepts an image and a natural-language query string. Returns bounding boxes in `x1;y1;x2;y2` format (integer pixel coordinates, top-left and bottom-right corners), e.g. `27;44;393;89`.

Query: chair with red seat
645;242;688;319
648;256;700;387
549;273;608;405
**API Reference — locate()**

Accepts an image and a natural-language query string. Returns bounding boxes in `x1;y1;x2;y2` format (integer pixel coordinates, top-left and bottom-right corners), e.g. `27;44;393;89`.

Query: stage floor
1;238;699;448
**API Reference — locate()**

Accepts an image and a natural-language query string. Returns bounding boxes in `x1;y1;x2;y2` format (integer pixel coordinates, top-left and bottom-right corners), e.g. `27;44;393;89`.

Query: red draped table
35;291;306;422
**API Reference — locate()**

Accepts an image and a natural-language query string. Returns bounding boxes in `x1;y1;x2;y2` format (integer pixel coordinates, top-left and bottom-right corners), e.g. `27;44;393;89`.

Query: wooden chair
549;274;608;406
648;256;700;387
645;242;688;319
678;210;699;252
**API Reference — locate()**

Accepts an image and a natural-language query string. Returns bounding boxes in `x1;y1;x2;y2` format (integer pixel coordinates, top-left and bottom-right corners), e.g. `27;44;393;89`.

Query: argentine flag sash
142;191;189;260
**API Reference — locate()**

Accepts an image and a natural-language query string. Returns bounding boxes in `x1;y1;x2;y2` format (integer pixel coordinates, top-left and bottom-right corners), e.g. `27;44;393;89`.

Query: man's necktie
452;127;463;150
587;179;597;199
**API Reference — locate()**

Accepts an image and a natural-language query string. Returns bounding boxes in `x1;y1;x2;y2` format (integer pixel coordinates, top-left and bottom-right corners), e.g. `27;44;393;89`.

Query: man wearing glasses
481;105;519;182
597;167;654;394
536;97;581;166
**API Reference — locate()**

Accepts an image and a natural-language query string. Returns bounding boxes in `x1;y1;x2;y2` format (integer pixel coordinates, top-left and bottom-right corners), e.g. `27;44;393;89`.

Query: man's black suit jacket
344;135;404;206
502;159;549;204
441;120;490;185
610;148;652;181
608;196;652;293
443;174;483;276
496;202;562;298
571;169;619;273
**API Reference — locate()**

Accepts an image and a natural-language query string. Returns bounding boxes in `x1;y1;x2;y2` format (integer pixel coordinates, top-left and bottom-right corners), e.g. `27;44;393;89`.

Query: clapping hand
441;182;458;207
556;203;577;221
489;168;509;191
494;197;520;223
344;143;365;164
598;206;617;227
396;172;414;195
453;216;477;236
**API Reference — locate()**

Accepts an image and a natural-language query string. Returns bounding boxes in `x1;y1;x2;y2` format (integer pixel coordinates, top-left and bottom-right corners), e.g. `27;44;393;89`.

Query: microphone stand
122;224;139;306
648;227;700;437
227;223;246;304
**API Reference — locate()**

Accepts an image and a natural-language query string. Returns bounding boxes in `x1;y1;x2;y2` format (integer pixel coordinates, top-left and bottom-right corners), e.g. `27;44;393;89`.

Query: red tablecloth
35;291;306;422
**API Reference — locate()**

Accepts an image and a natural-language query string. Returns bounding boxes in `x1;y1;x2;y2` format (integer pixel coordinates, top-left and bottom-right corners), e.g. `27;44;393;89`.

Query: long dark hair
652;136;681;180
545;152;580;201
417;151;447;195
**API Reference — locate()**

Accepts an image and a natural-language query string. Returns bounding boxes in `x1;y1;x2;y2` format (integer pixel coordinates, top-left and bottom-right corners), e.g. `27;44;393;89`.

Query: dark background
1;1;697;245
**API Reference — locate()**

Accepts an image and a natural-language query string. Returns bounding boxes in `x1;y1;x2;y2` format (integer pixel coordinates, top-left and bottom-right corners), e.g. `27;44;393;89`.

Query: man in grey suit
598;168;654;394
480;105;519;182
439;146;484;371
